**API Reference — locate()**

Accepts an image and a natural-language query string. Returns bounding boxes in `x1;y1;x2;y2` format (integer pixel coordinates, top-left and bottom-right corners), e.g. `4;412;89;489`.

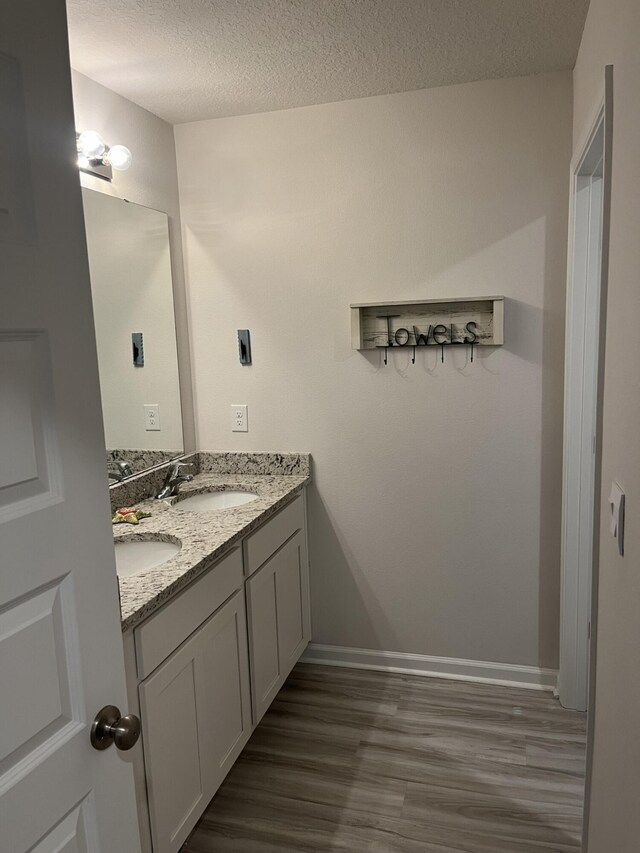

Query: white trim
559;94;609;713
301;644;557;691
580;65;614;853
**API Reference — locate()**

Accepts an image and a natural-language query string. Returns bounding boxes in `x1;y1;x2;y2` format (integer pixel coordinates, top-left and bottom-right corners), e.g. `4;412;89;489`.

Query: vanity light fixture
76;130;132;181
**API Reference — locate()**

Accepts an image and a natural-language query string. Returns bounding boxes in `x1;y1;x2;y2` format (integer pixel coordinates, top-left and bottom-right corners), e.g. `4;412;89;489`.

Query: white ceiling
66;0;589;125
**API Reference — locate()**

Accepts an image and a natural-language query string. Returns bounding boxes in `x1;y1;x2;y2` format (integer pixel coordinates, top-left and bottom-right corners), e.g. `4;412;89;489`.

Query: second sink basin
176;490;259;511
115;538;181;578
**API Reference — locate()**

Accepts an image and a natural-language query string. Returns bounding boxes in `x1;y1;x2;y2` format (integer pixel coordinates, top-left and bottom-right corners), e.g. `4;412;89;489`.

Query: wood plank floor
182;664;586;853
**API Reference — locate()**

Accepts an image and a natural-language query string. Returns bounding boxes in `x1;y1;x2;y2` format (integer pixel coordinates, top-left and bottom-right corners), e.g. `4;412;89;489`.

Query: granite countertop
115;472;309;632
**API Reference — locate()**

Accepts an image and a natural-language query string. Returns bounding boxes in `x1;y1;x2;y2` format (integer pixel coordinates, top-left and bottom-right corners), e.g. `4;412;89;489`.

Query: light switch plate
231;404;248;432
237;329;252;365
609;481;625;556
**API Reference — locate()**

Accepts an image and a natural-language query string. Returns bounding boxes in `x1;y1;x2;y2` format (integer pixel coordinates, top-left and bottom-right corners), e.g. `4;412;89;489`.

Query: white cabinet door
246;531;310;723
1;5;141;850
198;588;252;792
246;554;281;720
138;629;204;853
276;531;311;676
139;591;251;853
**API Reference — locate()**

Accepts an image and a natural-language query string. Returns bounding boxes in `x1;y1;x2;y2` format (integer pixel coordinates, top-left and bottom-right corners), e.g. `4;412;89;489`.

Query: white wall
572;3;640;850
71;70;195;450
176;72;572;669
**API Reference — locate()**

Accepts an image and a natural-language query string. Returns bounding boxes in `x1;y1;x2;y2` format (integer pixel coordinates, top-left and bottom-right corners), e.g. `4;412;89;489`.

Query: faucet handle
173;462;194;474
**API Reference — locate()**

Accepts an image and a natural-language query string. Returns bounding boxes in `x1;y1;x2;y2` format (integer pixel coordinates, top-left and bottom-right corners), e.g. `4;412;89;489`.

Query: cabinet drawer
243;493;304;577
135;547;243;679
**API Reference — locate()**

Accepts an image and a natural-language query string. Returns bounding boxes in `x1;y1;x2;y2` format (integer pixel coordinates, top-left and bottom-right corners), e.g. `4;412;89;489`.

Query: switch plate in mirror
132;332;144;366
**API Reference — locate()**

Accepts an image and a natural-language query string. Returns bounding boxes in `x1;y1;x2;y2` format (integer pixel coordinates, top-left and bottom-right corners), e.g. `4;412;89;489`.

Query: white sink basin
177;490;259;511
114;539;181;578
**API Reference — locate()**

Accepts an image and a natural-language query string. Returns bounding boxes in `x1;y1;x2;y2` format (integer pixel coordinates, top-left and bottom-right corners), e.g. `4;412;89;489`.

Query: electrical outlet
231;404;248;432
144;404;161;431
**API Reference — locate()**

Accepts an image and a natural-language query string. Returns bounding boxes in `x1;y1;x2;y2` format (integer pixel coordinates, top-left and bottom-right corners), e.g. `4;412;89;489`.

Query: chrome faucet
156;462;194;500
108;461;134;482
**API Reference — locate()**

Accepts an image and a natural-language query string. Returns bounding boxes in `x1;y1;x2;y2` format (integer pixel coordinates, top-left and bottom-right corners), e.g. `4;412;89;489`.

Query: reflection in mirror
81;189;183;483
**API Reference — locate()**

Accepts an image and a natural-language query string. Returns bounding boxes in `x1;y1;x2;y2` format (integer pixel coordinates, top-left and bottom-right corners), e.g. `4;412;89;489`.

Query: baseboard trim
300;643;558;691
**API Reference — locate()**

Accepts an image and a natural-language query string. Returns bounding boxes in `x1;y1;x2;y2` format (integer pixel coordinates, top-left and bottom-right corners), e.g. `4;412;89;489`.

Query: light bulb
78;130;106;158
107;144;132;171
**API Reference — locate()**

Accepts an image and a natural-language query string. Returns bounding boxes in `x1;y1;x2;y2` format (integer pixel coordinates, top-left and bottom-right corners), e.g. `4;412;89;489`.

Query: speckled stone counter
109;451;309;514
107;448;182;475
115;468;309;632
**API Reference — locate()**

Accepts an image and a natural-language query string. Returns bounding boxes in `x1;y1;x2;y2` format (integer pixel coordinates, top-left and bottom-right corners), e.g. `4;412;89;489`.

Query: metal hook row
382;341;478;365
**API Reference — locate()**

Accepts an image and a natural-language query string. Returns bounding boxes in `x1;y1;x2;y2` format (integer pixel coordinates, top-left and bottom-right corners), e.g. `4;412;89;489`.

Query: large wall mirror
82;189;183;483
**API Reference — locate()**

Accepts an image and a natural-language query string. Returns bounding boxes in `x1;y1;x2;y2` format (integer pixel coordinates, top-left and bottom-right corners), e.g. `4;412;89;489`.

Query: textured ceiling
66;0;589;124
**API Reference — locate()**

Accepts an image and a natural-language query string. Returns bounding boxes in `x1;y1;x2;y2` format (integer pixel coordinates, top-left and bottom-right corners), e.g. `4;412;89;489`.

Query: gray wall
71;70;195;452
175;71;572;669
573;2;640;850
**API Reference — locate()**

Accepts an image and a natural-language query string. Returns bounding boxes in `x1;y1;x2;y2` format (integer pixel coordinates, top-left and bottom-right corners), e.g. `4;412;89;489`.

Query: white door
0;4;142;851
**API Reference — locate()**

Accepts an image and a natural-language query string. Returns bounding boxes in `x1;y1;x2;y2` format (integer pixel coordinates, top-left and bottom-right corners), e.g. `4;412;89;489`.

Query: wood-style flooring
182;664;586;852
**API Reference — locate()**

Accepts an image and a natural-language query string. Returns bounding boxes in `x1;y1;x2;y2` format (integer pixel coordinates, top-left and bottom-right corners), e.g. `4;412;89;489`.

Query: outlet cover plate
144;404;161;431
231;404;248;432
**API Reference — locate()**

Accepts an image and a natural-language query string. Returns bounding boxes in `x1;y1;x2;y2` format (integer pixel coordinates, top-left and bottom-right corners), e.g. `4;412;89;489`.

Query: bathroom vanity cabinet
122;491;310;853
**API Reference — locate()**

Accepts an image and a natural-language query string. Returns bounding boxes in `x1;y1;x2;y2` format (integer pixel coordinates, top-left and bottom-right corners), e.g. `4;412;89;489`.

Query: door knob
91;705;141;751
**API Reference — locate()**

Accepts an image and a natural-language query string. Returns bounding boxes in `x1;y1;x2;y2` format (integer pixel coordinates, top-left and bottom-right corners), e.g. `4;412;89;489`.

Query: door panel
0;331;62;521
30;800;91;853
0;579;77;769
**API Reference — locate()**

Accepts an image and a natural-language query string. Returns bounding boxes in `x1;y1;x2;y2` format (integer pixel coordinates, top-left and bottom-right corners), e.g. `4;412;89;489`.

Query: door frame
559;67;613;716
